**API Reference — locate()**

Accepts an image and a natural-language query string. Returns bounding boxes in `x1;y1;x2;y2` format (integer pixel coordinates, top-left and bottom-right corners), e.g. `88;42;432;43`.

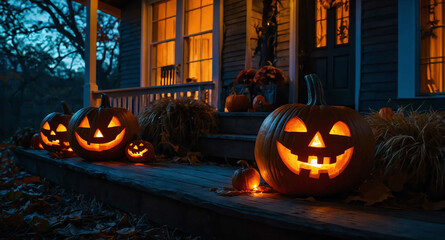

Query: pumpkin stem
385;98;391;108
237;160;250;169
304;74;326;105
61;101;73;115
100;93;111;108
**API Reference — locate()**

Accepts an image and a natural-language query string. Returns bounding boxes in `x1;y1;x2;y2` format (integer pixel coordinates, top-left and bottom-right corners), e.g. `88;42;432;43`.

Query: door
298;0;355;107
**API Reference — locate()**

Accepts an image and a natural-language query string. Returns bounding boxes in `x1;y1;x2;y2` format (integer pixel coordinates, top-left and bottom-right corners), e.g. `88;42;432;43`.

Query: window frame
142;0;220;88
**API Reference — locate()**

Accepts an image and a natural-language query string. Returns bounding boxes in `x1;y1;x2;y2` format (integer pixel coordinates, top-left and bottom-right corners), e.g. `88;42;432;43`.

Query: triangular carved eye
284;117;307;132
43;122;50;130
79;117;90;128
108;116;121;128
329;121;351;137
139;143;144;147
56;124;67;132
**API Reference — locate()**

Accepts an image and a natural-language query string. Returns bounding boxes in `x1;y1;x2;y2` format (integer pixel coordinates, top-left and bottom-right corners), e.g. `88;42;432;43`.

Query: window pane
186;9;201;35
201;5;213;32
187;0;201;10
420;0;445;93
166;0;176;18
153;20;166;42
166;17;176;39
202;33;212;59
167;41;175;65
153;41;175;67
155;2;166;20
201;60;212;82
315;1;327;48
187;61;201;82
186;35;201;61
336;0;349;45
202;0;213;6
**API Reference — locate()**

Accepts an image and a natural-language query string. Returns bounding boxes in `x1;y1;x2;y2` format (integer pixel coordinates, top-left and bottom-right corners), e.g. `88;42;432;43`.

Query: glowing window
316;0;327;48
184;0;213;83
151;0;176;86
336;0;349;45
420;0;445;93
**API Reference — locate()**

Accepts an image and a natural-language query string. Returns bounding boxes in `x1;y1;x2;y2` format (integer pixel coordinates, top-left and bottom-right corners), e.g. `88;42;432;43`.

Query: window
151;0;176;86
315;0;350;48
184;0;213;83
148;0;214;86
420;0;445;93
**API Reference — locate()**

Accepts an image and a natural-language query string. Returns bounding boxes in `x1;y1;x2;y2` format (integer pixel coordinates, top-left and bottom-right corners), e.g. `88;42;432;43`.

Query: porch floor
14;149;445;240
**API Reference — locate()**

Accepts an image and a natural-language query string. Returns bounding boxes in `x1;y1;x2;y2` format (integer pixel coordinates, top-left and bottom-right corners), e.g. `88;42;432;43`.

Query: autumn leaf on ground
346;180;393;206
27;214;50;233
23;176;40;184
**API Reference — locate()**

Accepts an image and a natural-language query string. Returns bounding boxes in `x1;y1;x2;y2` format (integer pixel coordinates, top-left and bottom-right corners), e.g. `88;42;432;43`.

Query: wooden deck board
14;149;445;240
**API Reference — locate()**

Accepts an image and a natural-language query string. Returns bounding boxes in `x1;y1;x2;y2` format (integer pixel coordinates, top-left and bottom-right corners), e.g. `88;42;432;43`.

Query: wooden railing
92;81;215;115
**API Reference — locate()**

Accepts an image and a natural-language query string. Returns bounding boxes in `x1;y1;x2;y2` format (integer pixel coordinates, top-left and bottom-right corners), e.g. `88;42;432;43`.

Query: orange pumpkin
232;160;261;191
68;94;140;161
225;89;250;112
252;95;274;112
125;140;155;163
255;74;375;196
39;101;73;153
378;99;393;120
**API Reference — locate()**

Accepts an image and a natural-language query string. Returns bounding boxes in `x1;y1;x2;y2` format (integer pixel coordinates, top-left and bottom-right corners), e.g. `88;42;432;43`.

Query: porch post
84;0;99;107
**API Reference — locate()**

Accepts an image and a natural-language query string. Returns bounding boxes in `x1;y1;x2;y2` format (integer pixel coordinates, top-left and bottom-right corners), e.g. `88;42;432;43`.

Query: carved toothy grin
40;132;60;146
276;141;354;179
127;148;148;157
75;129;126;152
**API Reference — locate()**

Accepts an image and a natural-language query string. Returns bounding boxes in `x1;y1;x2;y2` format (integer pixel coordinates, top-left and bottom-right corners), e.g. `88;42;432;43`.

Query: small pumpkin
39;101;73;152
378;99;393;120
225;89;250;112
232;160;261;191
255;74;375;196
125;140;155;162
252;95;274;112
31;133;44;150
68;94;140;161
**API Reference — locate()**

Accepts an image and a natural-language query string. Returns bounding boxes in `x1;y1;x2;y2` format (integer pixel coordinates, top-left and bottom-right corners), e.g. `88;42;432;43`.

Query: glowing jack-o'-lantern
125;140;155;162
68;94;140;161
255;74;375;196
39;102;73;153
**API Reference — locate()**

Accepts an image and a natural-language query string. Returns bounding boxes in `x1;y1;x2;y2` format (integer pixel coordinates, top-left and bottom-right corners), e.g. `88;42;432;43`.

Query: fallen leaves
0;144;200;239
346;180;393;206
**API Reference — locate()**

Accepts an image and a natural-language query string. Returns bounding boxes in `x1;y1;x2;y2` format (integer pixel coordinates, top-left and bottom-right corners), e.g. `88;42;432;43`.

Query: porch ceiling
73;0;129;18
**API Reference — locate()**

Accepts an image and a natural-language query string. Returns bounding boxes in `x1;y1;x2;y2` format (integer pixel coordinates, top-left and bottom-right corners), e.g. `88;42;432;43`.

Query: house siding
222;0;247;87
359;0;398;111
119;0;142;88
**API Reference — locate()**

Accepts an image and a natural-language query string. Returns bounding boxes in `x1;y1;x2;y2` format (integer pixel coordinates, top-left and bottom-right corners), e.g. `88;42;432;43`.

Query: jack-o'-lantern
39;102;73;152
125;140;155;162
68;94;140;161
255;74;375;196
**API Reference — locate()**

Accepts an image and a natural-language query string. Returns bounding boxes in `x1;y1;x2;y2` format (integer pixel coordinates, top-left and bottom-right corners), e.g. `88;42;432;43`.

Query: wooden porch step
199;134;256;161
217;112;269;135
14;148;445;240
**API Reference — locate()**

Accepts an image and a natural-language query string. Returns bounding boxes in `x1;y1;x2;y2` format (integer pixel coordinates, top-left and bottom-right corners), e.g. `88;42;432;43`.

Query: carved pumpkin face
125;140;155;162
39;102;73;152
68;94;140;161
255;74;375;196
276;117;353;179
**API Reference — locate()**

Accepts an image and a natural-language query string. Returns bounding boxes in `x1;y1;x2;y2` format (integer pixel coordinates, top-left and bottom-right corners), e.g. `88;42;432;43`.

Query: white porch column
84;0;99;107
